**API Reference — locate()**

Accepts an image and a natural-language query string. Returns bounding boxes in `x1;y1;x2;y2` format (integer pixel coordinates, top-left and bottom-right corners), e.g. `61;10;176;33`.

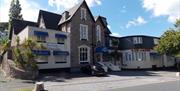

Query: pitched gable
95;16;111;34
58;0;95;25
37;10;62;30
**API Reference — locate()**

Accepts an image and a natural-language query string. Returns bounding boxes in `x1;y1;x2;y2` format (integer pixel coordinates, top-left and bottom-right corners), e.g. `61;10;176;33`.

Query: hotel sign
47;43;59;49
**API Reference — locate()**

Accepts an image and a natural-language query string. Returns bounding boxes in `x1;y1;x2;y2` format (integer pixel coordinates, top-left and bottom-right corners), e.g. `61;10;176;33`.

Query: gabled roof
95;16;111;34
12;19;37;34
58;0;95;25
38;10;62;30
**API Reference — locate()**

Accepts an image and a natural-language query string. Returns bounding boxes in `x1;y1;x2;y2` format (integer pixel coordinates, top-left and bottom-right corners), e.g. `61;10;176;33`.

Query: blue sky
0;0;180;37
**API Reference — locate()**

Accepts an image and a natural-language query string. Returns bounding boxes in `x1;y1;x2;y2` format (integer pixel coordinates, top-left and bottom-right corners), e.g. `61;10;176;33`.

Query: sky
0;0;180;37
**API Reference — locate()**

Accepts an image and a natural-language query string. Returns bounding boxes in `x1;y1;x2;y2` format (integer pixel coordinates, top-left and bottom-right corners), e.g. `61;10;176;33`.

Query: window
134;51;146;61
55;56;67;63
36;36;46;43
39;17;45;28
36;56;48;63
81;8;87;20
154;38;159;45
57;38;65;44
133;37;142;44
79;46;89;63
80;24;88;40
96;25;101;42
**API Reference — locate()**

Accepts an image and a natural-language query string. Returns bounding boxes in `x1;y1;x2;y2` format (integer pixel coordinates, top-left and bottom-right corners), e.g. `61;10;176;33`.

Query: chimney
63;11;69;20
100;16;108;26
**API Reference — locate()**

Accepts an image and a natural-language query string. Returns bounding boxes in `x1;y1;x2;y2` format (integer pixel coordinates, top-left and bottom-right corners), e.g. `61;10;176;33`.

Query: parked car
80;62;107;76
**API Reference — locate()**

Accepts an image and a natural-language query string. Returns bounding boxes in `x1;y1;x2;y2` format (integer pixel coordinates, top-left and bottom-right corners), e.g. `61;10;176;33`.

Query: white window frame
36;35;46;43
96;25;101;42
133;37;142;44
78;45;90;64
80;8;87;20
36;56;49;63
80;24;88;40
57;38;65;44
39;17;46;28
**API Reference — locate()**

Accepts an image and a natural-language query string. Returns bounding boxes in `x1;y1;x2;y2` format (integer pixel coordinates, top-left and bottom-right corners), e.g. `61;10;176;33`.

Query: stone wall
1;52;38;80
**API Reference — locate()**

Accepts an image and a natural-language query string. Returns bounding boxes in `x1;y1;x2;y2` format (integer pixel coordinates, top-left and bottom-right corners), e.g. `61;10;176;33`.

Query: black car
80;63;107;76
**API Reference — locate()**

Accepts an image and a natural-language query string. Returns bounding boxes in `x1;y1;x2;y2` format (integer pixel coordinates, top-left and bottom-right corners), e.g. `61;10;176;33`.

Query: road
107;80;180;91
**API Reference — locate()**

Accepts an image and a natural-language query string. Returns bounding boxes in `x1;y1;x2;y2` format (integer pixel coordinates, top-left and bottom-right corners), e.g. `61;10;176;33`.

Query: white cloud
0;0;102;22
110;33;121;37
48;0;102;11
0;0;43;22
142;0;180;23
126;16;147;28
107;25;111;29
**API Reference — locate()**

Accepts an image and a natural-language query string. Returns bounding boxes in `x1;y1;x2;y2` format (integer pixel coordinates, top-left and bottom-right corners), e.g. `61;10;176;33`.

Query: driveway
0;69;180;91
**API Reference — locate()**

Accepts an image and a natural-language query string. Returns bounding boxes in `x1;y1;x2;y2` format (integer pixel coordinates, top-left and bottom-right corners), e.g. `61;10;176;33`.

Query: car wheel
92;71;95;75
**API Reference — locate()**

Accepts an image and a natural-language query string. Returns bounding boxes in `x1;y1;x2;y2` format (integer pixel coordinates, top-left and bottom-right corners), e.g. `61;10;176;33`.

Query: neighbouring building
108;35;175;69
57;1;111;70
9;11;71;70
8;0;110;70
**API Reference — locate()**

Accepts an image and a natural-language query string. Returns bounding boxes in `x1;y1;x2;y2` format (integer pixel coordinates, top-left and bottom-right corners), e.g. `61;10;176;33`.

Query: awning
96;46;108;53
150;53;161;56
34;31;48;36
53;51;69;55
55;34;67;38
32;50;50;55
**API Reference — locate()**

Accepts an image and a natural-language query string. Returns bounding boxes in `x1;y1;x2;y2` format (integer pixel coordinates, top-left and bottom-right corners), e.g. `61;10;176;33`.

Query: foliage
0;36;8;45
111;39;119;47
0;22;8;30
13;37;40;70
9;0;23;21
110;38;121;65
155;19;180;56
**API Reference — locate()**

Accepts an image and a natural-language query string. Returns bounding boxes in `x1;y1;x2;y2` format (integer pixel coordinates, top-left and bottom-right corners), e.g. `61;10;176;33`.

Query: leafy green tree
110;39;121;65
9;0;23;21
0;22;8;30
8;0;23;39
155;19;180;71
155;30;180;55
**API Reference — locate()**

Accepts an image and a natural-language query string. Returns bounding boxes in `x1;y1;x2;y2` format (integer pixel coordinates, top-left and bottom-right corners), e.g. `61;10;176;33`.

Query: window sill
81;39;88;41
80;61;90;64
55;61;67;64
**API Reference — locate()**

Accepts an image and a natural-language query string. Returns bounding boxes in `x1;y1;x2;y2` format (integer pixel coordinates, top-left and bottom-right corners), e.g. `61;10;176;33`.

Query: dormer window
81;8;87;20
133;37;142;44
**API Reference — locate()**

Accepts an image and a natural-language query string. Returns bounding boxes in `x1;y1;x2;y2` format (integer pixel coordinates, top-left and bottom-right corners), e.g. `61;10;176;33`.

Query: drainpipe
92;24;95;65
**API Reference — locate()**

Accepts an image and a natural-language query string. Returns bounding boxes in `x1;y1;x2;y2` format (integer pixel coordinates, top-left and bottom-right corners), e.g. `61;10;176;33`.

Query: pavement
107;80;180;91
0;69;180;91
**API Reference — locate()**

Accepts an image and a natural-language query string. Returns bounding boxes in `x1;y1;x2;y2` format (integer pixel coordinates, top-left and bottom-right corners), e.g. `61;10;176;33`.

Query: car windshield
95;63;102;67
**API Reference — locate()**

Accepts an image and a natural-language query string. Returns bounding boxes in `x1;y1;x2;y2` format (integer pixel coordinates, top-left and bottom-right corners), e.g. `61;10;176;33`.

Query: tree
8;0;23;40
110;38;121;65
9;0;23;21
155;19;180;57
0;22;8;30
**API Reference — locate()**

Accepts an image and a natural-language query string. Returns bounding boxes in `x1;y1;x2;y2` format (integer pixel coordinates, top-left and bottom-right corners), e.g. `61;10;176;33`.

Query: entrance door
96;54;102;62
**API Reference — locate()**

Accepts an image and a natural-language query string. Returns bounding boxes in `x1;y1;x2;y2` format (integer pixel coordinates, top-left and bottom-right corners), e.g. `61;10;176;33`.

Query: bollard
33;82;45;91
